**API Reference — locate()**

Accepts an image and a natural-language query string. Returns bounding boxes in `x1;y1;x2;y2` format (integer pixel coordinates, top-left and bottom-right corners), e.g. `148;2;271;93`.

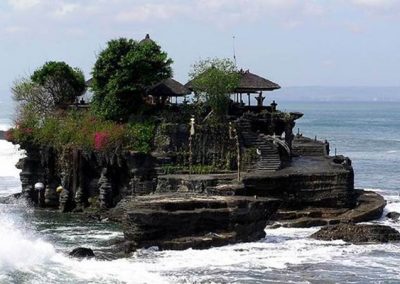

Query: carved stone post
98;168;113;209
59;169;73;212
189;117;195;175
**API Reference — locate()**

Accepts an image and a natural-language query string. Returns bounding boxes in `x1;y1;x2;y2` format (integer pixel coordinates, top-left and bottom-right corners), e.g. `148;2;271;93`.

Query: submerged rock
310;223;400;244
0;193;22;204
386;212;400;221
69;247;95;258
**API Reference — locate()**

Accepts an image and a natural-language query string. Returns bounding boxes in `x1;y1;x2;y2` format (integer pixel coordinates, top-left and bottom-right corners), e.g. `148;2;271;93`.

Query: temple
13;35;386;252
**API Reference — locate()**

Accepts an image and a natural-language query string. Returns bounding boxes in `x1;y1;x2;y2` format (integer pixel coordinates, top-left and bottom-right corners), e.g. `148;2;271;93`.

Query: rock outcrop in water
311;223;400;244
386;212;400;222
111;194;280;251
69;247;95;258
12;102;388;251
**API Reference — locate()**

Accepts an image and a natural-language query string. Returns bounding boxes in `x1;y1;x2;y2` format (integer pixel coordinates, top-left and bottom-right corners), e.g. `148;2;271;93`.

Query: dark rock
0;193;22;204
98;168;113;209
44;186;59;208
272;190;386;228
242;156;356;209
116;194;280;252
0;130;6;140
386;211;400;221
310;223;400;244
69;247;95;258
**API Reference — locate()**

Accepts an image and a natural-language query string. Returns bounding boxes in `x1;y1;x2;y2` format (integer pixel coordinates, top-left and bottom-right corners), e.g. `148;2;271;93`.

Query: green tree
90;37;173;121
189;58;240;117
30;61;86;107
12;62;85;122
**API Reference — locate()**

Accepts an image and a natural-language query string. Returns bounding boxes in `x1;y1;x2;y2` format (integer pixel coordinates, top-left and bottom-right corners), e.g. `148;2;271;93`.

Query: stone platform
242;155;355;208
153;155;386;229
111;194;280;252
270;190;386;228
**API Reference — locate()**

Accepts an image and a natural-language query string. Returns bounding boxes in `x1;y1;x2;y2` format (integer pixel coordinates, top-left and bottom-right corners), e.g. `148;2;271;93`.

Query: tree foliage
12;62;85;122
90;37;173;121
30;61;86;107
189;58;240;117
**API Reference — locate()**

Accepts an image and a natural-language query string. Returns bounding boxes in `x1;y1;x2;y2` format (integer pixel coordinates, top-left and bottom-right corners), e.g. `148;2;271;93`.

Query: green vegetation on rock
8;111;155;153
12;61;85;119
189;58;240;117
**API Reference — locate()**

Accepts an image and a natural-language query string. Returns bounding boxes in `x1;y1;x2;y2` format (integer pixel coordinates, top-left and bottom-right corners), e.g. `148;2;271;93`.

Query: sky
1;0;400;98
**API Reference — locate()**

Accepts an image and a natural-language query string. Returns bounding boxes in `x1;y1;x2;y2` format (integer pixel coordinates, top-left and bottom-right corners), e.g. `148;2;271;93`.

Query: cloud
350;0;400;15
116;3;186;22
2;25;27;34
347;23;365;34
113;0;326;29
53;3;80;17
7;0;42;10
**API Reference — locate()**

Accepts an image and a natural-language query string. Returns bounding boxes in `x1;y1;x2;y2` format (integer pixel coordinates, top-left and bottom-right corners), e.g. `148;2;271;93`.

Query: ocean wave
0;140;23;179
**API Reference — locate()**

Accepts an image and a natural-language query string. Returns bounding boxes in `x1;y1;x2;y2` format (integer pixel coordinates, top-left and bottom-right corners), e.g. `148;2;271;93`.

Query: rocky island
5;34;395;254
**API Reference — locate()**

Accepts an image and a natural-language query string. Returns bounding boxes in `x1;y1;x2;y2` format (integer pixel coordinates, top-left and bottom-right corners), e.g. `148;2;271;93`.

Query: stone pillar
98;168;113;209
16;150;45;205
59;170;73;212
44;185;59;207
74;151;86;212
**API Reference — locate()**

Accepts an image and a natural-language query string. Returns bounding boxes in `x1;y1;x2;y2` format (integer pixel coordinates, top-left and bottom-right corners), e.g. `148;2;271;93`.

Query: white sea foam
0;211;56;271
0;140;23;179
0;205;166;283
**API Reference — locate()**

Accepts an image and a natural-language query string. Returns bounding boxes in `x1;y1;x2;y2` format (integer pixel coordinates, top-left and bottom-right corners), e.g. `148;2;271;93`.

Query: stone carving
98;168;113;209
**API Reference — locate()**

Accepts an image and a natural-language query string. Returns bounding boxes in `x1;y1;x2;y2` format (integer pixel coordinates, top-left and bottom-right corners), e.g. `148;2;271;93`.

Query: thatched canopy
235;70;280;93
86;78;93;87
185;69;280;93
140;34;155;44
149;78;190;97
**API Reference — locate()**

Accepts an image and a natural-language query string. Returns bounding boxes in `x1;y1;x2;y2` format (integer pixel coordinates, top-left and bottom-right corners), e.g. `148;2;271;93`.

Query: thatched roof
236;70;280;93
86;78;93;87
185;69;280;93
140;34;155;44
149;78;190;97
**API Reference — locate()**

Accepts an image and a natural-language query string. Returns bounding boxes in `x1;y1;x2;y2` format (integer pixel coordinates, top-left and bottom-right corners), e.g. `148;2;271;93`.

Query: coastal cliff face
17;145;157;211
15;110;302;212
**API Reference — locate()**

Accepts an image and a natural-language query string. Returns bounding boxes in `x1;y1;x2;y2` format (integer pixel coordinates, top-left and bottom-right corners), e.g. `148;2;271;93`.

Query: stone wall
17;146;157;212
153;122;237;171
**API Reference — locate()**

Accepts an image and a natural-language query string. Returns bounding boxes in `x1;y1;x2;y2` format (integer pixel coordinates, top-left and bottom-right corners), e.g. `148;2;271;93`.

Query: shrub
10;110;155;153
189;58;240;117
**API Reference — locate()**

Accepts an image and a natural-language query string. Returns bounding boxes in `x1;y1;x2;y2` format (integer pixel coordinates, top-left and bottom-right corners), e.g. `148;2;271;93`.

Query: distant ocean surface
0;97;399;283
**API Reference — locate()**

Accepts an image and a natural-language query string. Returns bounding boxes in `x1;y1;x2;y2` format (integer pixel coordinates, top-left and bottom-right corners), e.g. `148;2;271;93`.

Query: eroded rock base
112;194;280;252
270;190;386;228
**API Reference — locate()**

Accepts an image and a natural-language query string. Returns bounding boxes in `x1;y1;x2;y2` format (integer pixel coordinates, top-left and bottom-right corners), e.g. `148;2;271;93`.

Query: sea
0;98;399;283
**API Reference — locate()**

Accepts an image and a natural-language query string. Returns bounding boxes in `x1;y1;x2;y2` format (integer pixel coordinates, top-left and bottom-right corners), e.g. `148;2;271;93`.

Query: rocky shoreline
7;109;400;254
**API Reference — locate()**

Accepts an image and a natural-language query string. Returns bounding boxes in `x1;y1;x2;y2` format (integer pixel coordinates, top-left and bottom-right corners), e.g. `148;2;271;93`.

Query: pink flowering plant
9;110;155;153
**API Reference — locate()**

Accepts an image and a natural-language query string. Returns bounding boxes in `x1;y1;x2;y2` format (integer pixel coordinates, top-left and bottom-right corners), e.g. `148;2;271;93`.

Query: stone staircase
256;135;281;171
237;119;281;172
